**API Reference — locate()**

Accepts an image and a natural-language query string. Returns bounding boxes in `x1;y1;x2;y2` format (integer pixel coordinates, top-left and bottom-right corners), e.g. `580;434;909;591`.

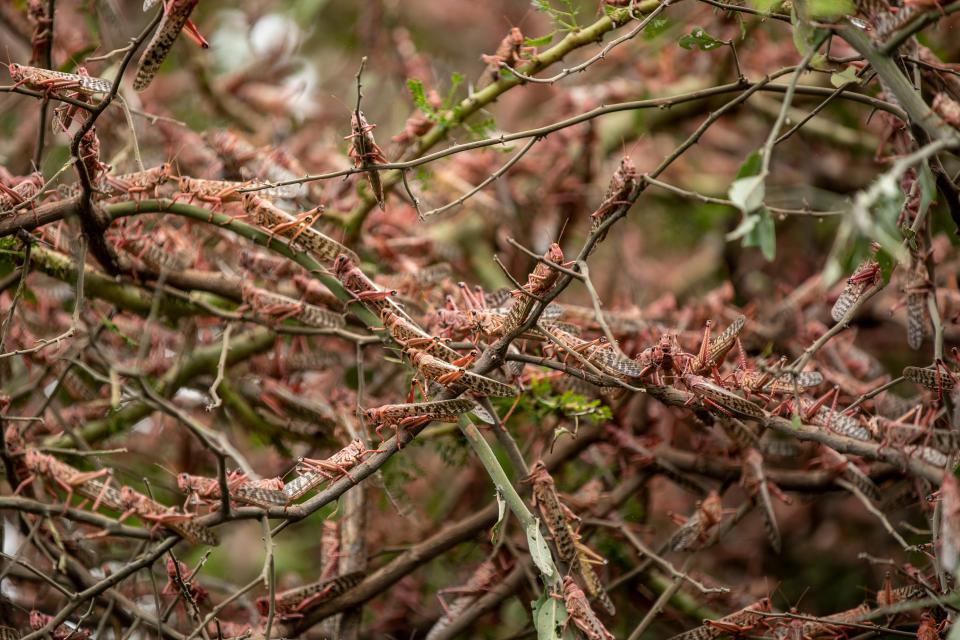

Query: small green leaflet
729;175;766;215
808;0;854;18
532;590;572;640
790;5;828;57
527;519;555;580
877;246;895;284
830;66;860;88
525;33;555;47
735;150;762;179
406;79;437;120
743;207;776;261
727;152;774;260
729;151;765;216
746;0;782;14
643;17;671;40
678;26;724;51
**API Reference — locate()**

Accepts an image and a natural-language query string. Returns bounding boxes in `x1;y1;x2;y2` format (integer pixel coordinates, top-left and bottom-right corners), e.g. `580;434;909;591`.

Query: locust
242;285;346;330
282;439;374;502
790;388;873;442
832;257;881;322
480;27;535;86
205;129;306;198
115;485;220;545
381;307;464;362
0;172;44;213
334;254;405;317
114;224;193;272
177;470;285;510
364;398;492;448
682;373;766;420
735;370;823;394
904;260;932;350
668;598;771;640
7;62;112;96
796;602;871;638
255;571;366;617
102;163;172;199
590;155;637;242
6;433;218;546
552;577;615;640
740;448;787;554
407;347;516;397
378;263;452;294
26;0;52;65
690;315;747;375
179;177;295;208
427;561;501;640
527;461;588;564
819;446;881;502
526;461;615;615
503;243;566;335
732;350;823;395
904;363;958;398
29;611;91;640
242;193;358;265
635;333;687;384
670;490;724;551
545;326;643;379
347;110;387;209
134;0;201;91
176;177;246;209
17;448;112;510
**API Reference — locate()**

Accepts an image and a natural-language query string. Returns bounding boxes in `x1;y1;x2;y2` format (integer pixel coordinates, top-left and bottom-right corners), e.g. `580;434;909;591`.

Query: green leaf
491;489;507;543
643;17;671;40
877;247;895;285
726;213;760;241
525;33;555;47
735;151;763;179
526;519;556;580
830;66;860;88
746;0;782;13
791;414;802;429
808;0;854;18
532;591;569;640
678;26;724;51
729;175;766;214
791;7;828;56
406;79;432;115
743;207;776;261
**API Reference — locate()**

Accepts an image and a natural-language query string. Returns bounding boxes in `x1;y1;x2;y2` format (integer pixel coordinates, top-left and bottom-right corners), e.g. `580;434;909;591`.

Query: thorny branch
3;0;960;638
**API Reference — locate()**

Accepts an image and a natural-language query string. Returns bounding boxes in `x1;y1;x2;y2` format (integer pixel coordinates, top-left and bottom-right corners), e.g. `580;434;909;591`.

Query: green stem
457;416;560;584
840;25;956;142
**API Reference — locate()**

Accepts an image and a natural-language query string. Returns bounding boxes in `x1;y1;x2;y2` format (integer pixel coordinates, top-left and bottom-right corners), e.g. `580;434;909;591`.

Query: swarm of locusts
5;0;960;638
